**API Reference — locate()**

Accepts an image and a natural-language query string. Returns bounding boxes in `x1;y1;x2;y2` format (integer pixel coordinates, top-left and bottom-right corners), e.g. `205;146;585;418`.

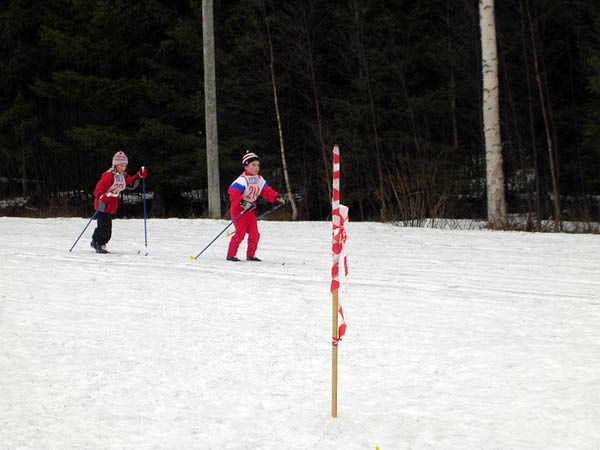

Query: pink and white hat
242;151;259;166
112;151;128;167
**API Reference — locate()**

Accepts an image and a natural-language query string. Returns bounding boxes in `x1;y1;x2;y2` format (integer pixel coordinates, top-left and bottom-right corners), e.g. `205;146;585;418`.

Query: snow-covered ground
0;216;599;450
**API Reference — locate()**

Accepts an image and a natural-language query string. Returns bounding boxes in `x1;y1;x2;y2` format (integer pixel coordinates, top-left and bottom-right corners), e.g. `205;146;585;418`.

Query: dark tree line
1;0;599;225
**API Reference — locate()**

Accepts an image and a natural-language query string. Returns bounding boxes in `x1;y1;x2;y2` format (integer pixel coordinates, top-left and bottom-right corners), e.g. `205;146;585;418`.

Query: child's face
115;164;127;173
246;161;260;175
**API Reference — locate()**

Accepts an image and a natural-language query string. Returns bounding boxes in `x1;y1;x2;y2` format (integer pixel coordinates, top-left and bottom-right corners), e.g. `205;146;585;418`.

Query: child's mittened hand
98;201;106;212
239;200;254;211
136;167;147;179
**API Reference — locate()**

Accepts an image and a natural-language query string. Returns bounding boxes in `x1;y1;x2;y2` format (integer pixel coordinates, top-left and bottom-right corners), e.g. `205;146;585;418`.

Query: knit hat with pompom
242;151;259;166
112;151;128;167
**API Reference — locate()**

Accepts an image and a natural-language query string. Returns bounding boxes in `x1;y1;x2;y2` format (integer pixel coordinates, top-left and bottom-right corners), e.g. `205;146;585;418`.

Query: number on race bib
248;185;260;200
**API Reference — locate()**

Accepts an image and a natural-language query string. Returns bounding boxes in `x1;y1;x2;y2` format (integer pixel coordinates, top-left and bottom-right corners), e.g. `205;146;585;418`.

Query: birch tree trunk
479;0;507;228
202;0;221;218
261;0;298;220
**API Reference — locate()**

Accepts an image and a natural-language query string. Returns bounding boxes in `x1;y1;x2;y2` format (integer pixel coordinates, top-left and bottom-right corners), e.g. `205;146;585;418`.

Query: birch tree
479;0;507;227
261;0;298;220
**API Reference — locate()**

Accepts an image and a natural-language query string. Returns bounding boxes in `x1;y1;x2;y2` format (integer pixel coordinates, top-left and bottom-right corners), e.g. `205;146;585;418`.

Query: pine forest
1;0;599;229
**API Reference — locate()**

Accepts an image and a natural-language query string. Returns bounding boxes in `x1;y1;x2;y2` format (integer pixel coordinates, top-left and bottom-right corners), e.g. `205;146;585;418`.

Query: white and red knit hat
242;151;259;166
112;151;128;167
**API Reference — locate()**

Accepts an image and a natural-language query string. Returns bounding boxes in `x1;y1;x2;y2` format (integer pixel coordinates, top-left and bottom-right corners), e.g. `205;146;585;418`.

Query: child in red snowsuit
226;151;283;261
91;151;147;253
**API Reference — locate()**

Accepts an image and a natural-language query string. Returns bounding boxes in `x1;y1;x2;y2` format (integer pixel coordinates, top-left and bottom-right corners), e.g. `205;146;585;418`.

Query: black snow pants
92;212;113;246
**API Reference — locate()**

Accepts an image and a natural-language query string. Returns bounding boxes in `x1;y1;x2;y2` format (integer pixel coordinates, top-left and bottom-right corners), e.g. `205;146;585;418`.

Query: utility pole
202;0;221;218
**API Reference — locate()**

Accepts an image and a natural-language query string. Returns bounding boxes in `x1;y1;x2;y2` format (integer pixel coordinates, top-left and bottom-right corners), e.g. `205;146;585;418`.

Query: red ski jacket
228;171;279;217
93;170;136;214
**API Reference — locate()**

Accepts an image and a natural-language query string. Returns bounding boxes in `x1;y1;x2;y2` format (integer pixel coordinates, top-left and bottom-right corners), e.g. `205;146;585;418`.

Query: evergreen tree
0;0;45;199
28;0;204;215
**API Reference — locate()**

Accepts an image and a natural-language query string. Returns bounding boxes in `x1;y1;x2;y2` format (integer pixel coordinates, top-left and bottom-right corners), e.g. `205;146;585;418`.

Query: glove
239;200;254;211
97;194;108;212
136;167;147;179
277;195;286;205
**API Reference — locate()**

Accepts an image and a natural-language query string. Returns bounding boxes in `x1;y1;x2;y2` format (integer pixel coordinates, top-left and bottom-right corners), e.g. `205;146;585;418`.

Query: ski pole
226;201;287;237
190;210;247;260
142;168;147;248
69;209;100;252
257;201;286;220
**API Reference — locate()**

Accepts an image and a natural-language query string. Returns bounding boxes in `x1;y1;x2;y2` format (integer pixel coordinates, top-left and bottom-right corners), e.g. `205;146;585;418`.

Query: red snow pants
227;209;260;258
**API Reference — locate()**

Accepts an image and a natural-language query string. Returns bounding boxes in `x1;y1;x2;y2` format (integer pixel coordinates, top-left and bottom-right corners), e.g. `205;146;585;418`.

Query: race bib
244;176;261;201
106;173;126;197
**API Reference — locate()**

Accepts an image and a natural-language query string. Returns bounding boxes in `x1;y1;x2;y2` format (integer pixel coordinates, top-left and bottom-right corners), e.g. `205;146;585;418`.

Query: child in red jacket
91;151;147;253
226;151;283;261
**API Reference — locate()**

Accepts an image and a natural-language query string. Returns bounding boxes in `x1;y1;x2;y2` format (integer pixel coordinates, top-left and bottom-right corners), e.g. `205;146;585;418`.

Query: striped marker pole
331;144;340;418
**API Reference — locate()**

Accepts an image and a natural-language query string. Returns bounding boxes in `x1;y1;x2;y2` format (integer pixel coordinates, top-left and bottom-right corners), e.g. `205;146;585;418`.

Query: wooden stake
332;287;339;417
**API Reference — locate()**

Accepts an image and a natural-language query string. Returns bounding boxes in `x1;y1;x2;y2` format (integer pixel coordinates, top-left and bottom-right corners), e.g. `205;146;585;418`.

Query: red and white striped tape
331;145;347;346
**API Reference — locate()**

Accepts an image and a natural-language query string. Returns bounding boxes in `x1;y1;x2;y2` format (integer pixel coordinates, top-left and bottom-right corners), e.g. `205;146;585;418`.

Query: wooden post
332;288;339;417
331;144;340;418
